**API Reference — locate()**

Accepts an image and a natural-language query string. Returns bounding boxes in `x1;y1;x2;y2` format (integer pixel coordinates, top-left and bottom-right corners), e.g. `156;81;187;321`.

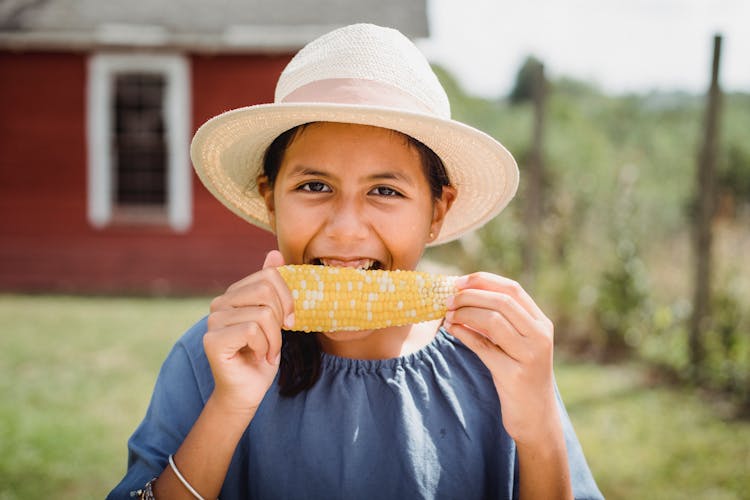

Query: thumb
263;249;285;269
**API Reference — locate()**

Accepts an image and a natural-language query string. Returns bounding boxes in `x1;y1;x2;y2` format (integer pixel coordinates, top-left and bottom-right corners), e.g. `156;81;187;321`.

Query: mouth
310;257;383;271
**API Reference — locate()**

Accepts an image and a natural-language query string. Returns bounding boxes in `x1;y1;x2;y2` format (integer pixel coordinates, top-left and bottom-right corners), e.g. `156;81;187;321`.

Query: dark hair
262;122;451;397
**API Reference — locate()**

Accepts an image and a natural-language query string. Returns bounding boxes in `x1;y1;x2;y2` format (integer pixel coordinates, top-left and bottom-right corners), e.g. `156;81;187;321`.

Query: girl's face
260;122;453;273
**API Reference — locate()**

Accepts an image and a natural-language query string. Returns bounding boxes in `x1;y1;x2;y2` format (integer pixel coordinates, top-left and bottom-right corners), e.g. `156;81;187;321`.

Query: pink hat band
281;78;436;116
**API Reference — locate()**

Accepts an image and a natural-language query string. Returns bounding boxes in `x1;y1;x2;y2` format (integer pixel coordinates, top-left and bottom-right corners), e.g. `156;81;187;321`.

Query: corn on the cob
277;265;458;332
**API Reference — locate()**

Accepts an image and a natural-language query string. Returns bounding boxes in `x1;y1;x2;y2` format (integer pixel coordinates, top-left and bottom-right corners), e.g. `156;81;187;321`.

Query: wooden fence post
522;61;546;284
690;34;723;377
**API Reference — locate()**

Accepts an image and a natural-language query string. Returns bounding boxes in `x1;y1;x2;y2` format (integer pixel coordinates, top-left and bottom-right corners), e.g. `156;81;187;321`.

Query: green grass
0;294;208;499
556;360;750;499
1;295;748;499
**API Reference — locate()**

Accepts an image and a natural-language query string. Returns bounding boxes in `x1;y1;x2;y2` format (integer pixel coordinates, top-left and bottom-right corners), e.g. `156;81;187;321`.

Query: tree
509;55;544;104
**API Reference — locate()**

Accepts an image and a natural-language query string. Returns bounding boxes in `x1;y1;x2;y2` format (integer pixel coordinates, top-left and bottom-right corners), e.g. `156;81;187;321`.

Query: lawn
1;294;748;499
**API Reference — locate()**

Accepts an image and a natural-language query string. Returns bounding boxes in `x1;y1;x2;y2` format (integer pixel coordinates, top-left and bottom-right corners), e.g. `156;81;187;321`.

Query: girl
109;23;602;500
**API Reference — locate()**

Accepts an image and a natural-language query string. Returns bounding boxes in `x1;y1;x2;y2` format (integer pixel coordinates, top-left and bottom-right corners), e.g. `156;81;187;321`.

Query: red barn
0;1;428;294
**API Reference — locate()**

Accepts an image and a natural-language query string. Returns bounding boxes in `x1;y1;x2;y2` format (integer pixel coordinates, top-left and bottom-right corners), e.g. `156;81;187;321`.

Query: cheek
374;208;425;237
273;199;317;257
403;200;434;234
374;202;433;266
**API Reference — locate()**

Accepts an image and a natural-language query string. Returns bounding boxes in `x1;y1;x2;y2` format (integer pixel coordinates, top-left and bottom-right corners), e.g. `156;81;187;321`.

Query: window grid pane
114;73;167;206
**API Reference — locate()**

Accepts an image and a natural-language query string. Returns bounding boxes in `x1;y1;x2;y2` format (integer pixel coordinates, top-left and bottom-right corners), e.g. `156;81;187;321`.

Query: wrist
514;410;566;455
205;392;258;424
509;394;565;448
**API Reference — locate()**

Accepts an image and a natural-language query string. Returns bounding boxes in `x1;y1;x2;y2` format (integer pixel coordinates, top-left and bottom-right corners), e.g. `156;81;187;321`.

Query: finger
209;281;287;363
214;278;283;321
449;289;539;338
445;305;526;362
204;321;271;364
455;272;547;321
260;250;296;331
263;249;285;269
243;300;283;364
208;305;284;365
245;303;284;364
222;287;286;360
259;250;289;362
217;266;295;331
446;322;517;374
208;304;278;330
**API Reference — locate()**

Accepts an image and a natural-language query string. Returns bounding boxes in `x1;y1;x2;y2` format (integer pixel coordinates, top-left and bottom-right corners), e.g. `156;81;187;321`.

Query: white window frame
87;53;192;232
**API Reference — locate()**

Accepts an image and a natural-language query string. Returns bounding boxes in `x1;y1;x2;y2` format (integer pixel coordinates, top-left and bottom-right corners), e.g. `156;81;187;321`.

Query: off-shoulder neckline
319;327;456;373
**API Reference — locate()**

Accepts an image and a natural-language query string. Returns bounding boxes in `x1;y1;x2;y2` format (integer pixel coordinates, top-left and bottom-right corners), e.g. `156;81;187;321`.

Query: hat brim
190;102;519;246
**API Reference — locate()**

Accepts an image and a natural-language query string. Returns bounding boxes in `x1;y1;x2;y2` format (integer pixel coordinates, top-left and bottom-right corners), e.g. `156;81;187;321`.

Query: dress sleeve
555;383;605;500
106;320;212;499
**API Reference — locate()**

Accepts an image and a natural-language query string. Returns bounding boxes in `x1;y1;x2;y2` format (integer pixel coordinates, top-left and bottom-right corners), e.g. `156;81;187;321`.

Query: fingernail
443;320;452;331
284;313;295;329
455;276;468;288
446;296;454;309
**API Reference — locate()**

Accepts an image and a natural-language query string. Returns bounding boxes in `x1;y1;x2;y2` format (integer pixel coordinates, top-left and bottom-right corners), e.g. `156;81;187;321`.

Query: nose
322;196;369;242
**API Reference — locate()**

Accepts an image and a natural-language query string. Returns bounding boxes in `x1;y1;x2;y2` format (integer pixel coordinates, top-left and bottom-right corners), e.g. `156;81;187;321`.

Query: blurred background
1;0;748;498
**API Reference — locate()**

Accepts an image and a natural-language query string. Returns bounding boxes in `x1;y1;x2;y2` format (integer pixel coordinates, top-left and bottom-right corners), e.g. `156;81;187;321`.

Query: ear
428;185;456;243
257;175;276;232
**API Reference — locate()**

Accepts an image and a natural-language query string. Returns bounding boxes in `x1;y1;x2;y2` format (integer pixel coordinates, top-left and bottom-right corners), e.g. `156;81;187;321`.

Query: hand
203;250;295;416
444;272;559;445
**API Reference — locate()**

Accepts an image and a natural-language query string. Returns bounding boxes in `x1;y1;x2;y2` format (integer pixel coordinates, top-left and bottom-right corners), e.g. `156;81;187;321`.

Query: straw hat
190;23;518;245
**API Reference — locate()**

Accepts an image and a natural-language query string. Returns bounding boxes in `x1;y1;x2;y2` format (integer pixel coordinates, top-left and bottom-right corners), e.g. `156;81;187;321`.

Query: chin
318;329;374;343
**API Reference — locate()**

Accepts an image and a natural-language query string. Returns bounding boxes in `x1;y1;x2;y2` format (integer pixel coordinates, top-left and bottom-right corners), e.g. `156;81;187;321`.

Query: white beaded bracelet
168;454;206;500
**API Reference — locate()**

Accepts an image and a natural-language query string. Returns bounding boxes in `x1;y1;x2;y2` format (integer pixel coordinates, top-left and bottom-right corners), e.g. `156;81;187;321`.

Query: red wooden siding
0;51;292;294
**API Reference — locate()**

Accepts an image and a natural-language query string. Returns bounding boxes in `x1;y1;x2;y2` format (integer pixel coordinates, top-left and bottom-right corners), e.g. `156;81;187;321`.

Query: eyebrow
287;165;416;186
286;166;332;179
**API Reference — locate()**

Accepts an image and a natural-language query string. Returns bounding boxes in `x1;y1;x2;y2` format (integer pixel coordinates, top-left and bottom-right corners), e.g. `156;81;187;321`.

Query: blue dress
108;318;603;499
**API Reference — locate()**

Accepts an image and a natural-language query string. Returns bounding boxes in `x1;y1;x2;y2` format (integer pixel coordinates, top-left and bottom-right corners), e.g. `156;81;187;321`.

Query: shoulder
174;315;209;360
157;316;214;402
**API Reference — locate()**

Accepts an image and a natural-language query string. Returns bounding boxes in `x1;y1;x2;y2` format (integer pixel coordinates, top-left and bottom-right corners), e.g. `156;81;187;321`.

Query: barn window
114;73;167;206
87;54;191;231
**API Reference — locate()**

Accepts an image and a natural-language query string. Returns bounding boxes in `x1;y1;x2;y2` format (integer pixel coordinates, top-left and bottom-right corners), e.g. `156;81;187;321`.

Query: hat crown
275;23;450;119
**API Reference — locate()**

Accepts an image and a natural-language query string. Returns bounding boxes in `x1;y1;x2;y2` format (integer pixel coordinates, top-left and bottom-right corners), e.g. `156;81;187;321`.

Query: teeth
319;258;375;270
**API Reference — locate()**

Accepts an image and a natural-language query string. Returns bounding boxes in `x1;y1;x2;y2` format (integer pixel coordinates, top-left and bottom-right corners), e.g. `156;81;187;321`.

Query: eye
298;181;331;193
369;186;402;197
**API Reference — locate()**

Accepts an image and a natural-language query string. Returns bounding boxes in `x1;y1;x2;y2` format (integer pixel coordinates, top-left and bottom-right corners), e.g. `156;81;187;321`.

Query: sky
417;0;750;98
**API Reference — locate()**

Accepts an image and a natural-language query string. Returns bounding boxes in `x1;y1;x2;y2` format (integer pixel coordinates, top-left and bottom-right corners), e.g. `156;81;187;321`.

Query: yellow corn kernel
277;265;458;332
